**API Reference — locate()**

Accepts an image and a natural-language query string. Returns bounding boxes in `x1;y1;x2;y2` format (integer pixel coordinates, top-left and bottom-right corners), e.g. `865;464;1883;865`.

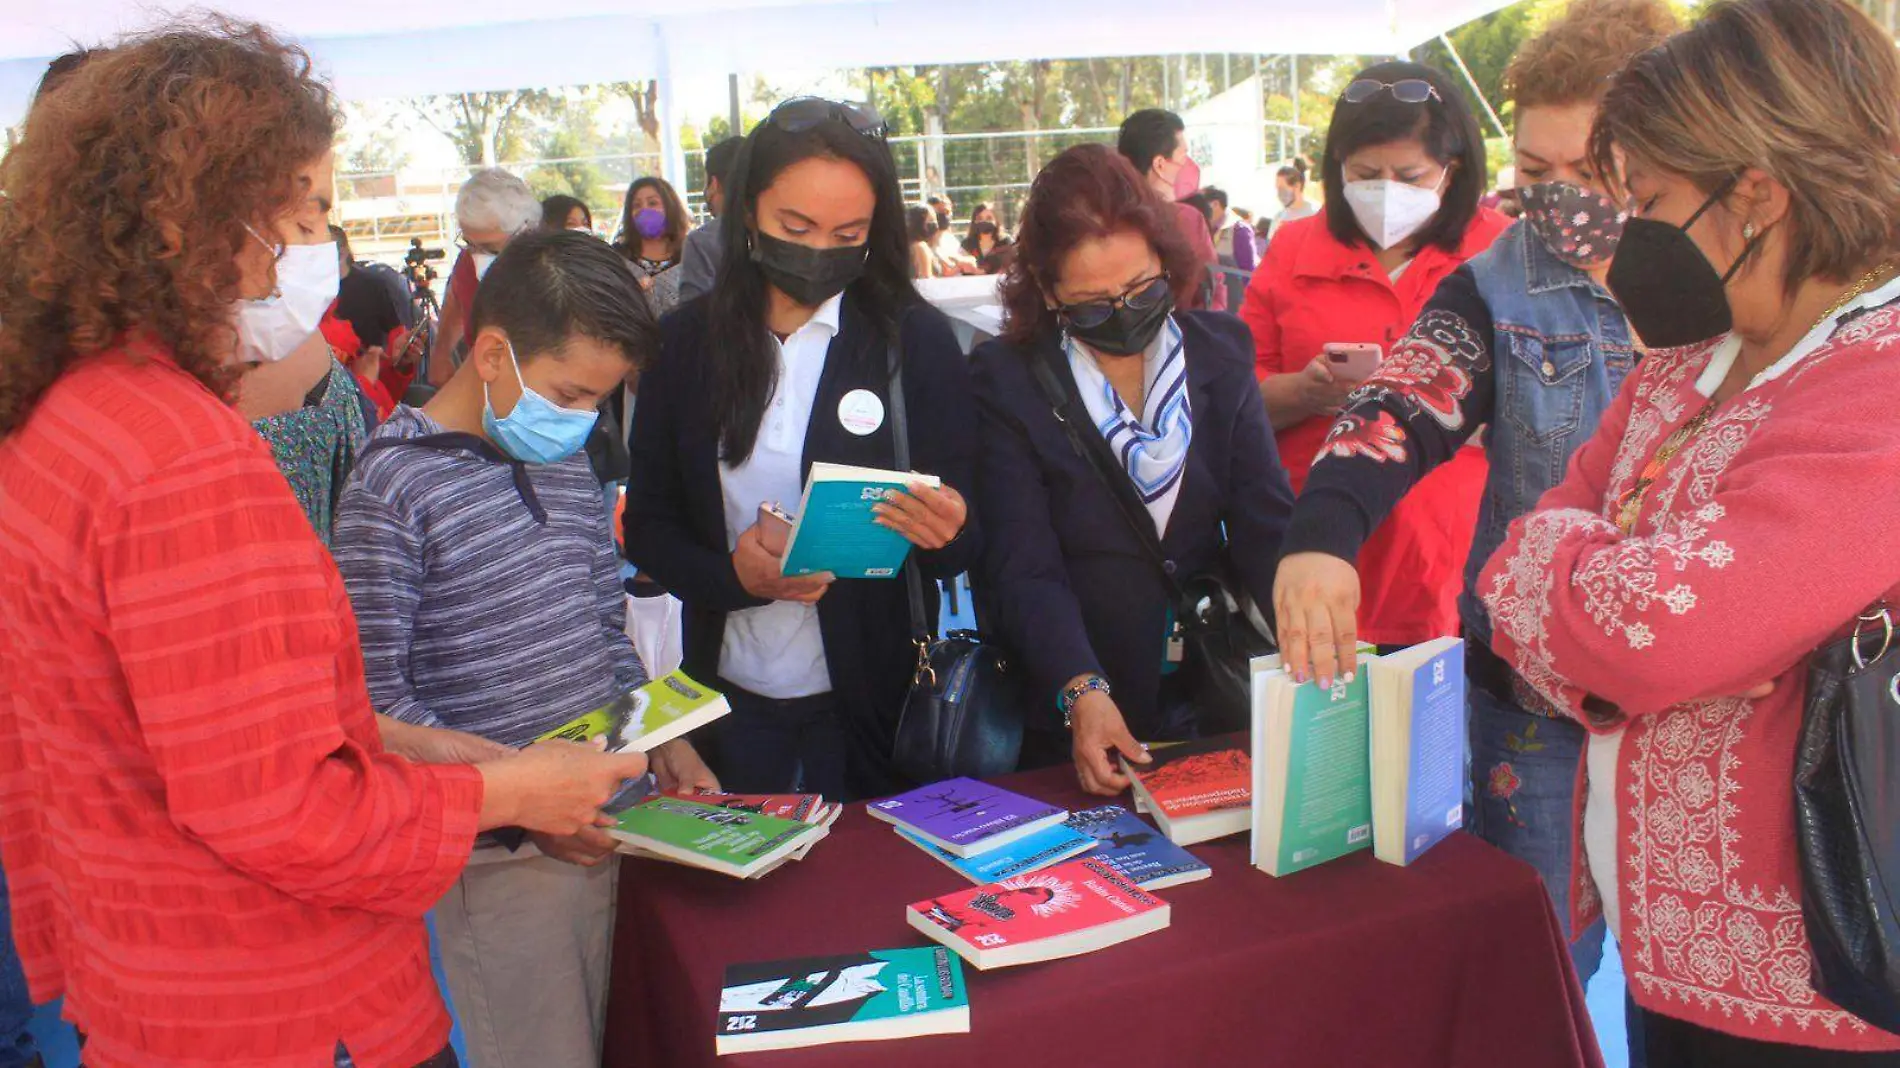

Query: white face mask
233;229;340;364
472;252;499;280
1343;173;1447;250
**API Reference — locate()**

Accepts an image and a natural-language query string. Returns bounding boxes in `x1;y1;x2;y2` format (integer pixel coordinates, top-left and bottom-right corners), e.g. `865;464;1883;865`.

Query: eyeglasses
1342;79;1442;105
455;235;507;256
1057;275;1171;330
767;97;889;141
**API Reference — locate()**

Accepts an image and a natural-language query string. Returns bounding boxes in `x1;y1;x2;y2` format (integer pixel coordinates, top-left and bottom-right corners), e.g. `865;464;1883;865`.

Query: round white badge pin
837;389;885;436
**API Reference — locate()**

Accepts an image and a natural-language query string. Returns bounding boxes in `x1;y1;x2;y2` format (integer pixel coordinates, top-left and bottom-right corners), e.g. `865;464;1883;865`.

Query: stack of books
1249;638;1466;877
1120;736;1254;845
612;795;830;880
868;778;1068;859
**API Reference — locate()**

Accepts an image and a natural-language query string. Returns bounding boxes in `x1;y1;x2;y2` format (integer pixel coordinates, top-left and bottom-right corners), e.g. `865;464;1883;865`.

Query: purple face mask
633;207;667;240
1518;182;1628;269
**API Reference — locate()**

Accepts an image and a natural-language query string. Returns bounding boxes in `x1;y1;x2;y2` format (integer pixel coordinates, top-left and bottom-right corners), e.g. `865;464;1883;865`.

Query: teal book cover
716;947;970;1053
1275;674;1373;875
781;463;939;580
899;822;1097;883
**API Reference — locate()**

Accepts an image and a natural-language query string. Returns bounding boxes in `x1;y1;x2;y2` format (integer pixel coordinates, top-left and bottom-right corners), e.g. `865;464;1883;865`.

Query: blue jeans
1468;684;1606;985
0;864;37;1068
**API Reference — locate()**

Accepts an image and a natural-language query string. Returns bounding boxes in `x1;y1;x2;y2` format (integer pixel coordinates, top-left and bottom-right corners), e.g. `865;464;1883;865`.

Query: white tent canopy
0;0;1513;129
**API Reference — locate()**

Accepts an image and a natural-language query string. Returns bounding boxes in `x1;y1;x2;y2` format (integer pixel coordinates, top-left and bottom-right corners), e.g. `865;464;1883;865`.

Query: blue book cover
1065;806;1212;890
1370;638;1466;866
781;463;941;580
897;822;1097;883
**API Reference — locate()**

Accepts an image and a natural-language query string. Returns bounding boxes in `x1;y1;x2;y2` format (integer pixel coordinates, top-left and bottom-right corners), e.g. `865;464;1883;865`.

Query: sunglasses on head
767;97;889;141
1057;275;1171;330
1342;79;1442;105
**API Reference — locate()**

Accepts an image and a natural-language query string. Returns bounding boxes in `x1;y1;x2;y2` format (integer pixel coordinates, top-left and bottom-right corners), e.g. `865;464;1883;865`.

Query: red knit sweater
0;342;485;1067
1480;302;1900;1050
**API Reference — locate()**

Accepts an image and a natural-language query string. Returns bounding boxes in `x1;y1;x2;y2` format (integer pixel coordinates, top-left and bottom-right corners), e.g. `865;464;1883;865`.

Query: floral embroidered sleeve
1280;266;1496;562
1478;343;1900;722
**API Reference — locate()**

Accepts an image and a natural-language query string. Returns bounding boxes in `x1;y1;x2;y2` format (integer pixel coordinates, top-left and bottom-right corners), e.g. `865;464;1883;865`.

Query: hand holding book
476;740;651;836
870;480;967;550
1271;551;1363;689
1068;683;1150;797
733;522;834;604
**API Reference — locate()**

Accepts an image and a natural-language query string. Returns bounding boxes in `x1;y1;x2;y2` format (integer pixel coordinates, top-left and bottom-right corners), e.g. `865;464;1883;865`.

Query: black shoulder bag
1794;602;1900;1030
886;339;1026;784
1028;347;1272;736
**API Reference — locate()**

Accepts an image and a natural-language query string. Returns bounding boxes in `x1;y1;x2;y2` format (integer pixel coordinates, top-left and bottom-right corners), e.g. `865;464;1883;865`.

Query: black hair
1117;108;1185;177
1181;191;1215;230
906;204;937;244
1276;161;1308;188
328;223;352;262
708;107;921;463
470;229;658;368
1203;186;1229;208
540;194;592;232
961;220;1001;255
1321;61;1485;253
704;136;744;189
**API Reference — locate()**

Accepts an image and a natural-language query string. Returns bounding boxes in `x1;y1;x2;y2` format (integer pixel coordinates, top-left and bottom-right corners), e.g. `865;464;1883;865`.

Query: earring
1742;222;1759;241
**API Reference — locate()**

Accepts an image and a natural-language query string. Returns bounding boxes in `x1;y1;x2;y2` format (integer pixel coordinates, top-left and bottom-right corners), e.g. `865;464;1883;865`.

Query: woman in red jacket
1482;0;1900;1061
1240;61;1507;647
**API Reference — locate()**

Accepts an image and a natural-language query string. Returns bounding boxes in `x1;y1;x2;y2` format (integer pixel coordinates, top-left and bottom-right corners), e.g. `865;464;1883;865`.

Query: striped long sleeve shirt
0;344;484;1068
332;405;646;748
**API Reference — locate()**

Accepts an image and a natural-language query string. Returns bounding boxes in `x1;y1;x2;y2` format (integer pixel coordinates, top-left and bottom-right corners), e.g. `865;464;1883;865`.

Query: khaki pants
432;848;619;1068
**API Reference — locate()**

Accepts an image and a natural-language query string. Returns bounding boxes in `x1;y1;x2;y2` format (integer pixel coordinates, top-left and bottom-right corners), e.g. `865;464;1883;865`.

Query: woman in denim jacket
1270;0;1677;998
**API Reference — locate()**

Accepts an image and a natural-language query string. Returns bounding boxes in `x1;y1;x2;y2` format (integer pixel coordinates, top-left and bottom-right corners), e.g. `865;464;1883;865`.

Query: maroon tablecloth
602;765;1603;1068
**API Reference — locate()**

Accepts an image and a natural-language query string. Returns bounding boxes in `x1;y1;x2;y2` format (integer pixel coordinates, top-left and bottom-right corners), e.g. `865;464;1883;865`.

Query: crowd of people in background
8;1;1900;1066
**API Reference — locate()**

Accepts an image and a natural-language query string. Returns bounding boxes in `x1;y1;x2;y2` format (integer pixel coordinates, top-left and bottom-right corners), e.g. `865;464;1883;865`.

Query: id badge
1165;631;1186;664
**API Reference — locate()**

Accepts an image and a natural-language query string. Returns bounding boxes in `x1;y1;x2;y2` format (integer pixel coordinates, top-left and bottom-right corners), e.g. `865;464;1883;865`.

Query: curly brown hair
1504;0;1680;111
999;144;1202;344
0;21;336;437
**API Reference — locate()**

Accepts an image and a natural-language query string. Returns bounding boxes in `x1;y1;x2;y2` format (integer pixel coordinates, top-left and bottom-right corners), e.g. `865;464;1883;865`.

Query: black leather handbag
1028;347;1273;737
1794;603;1900;1031
886;339;1026;784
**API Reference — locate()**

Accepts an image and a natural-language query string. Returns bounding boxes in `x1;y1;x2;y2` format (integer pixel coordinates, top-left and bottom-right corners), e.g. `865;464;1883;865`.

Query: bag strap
888;326;937;685
1028;345;1187;605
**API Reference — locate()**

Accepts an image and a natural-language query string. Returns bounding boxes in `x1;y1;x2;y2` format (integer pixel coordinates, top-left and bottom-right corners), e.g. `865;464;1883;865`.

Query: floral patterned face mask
1518;181;1628;269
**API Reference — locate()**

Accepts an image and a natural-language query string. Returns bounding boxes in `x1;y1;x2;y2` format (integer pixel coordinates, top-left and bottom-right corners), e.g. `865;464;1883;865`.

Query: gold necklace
1613;260;1897;535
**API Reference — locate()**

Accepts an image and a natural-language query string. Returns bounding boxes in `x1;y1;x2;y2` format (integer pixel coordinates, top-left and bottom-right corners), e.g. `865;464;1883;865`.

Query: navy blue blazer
624;293;981;798
970;312;1294;738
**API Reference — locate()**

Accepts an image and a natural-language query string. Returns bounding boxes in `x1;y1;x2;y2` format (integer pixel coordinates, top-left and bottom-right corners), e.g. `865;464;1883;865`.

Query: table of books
601;763;1604;1068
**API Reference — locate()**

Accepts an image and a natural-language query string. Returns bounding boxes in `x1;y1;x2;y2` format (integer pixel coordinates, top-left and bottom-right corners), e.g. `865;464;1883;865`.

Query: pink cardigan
1480;300;1900;1050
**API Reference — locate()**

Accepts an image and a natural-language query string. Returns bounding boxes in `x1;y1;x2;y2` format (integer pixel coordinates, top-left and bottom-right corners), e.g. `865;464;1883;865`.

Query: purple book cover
868;778;1062;848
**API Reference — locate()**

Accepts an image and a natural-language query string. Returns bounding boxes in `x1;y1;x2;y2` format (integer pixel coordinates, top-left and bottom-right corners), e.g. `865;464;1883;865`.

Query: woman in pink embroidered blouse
1479;0;1900;1062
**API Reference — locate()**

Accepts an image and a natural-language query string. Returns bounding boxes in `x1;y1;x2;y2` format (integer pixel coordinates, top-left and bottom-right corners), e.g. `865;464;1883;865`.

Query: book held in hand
536;669;731;755
1250;657;1374;877
1121;736;1252;845
898;822;1097;884
1065;805;1212;891
716;947;969;1055
867;778;1065;858
663;791;829;824
1369;637;1467;867
906;855;1170;969
781;462;943;580
612;796;824;879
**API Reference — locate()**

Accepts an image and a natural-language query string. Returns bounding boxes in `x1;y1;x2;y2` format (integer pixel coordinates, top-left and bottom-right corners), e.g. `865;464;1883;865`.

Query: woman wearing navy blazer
624;99;978;801
973;144;1295;796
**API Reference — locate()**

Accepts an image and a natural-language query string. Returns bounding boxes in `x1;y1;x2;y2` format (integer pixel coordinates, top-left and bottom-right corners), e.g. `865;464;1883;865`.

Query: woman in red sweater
1481;0;1900;1061
0;25;645;1067
1240;61;1507;646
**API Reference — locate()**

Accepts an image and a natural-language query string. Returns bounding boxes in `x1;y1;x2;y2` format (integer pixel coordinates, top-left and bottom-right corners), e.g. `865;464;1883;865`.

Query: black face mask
1065;286;1176;358
1607;180;1761;350
751;230;868;307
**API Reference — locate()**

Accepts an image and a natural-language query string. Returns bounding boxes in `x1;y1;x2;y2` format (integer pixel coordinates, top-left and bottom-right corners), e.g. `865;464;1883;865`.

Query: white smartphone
1323;342;1383;383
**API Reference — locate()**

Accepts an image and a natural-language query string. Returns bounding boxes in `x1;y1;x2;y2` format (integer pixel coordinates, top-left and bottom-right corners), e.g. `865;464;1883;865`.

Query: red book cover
665;791;824;823
1132;737;1251;818
907;856;1163;951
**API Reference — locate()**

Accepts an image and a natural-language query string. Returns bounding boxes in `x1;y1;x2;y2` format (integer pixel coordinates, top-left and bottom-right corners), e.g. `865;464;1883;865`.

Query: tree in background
412;89;555;168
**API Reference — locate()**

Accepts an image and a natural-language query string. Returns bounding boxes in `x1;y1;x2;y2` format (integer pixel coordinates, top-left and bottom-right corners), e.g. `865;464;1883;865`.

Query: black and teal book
1065;805;1212;890
715;947;970;1055
780;463;942;580
1369;637;1467;867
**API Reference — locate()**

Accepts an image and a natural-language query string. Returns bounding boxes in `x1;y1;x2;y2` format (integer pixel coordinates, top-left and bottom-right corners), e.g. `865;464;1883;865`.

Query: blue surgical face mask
482;339;599;464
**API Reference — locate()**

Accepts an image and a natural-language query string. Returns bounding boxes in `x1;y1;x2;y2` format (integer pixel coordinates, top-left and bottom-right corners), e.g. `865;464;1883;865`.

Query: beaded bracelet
1059;674;1112;728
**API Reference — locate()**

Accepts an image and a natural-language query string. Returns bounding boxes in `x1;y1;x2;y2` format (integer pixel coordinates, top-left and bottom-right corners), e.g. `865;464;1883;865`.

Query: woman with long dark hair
624;98;979;801
613;175;691;318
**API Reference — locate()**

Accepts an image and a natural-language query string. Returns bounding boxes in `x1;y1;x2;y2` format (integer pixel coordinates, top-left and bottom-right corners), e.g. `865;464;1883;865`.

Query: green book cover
1274;675;1373;875
613;797;816;872
534;669;729;754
